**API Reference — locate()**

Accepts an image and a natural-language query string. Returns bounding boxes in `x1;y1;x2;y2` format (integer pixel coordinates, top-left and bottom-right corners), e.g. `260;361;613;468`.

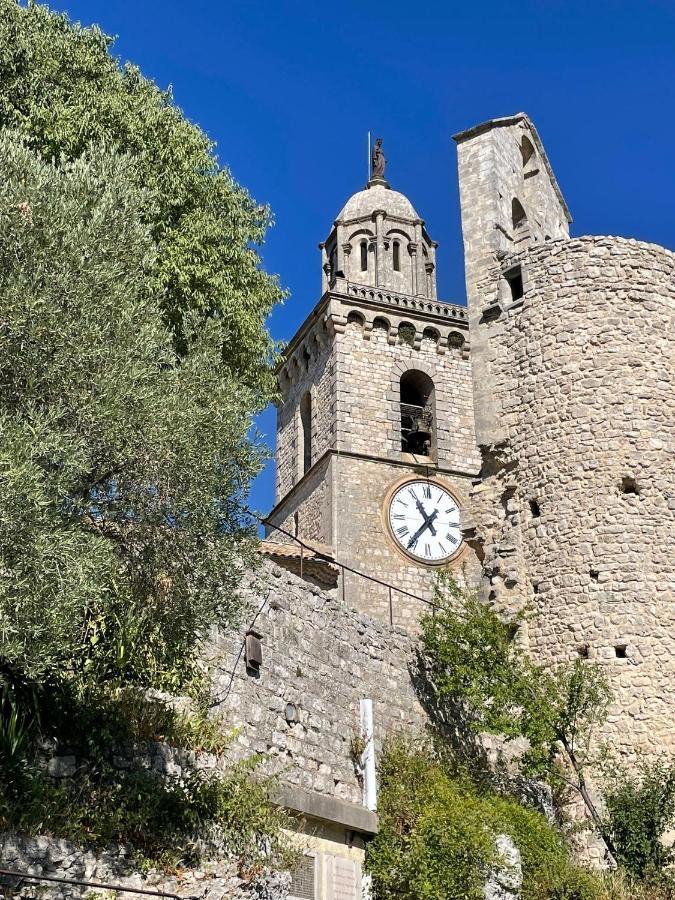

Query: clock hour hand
414;499;437;536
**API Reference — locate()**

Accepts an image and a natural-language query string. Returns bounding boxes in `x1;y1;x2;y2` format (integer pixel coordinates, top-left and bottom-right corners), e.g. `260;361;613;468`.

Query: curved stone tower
455;114;675;759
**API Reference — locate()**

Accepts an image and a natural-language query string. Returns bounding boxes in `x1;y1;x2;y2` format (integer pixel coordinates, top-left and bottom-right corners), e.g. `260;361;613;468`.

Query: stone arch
388;360;439;454
447;330;465;350
372;315;391;332
391;358;437;380
422;326;440;345
511;198;531;247
520;135;536;168
399;369;436;458
346;310;365;328
397;320;417;346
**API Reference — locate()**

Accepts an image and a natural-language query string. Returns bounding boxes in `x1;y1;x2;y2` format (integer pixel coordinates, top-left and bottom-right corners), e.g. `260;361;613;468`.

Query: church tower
266;146;481;625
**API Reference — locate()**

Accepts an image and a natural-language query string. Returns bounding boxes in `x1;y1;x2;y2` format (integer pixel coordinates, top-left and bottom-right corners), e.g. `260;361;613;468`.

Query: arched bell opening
400;370;435;458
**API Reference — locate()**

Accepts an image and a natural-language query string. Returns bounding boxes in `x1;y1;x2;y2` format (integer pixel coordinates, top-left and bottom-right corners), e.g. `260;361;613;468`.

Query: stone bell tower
265;144;481;626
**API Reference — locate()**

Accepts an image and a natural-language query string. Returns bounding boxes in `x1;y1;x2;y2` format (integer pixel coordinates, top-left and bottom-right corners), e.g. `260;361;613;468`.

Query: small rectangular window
504;266;524;301
393;241;400;271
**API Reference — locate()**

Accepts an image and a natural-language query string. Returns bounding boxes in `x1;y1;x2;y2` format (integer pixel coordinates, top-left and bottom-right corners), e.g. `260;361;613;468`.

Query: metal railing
257;513;439;626
0;868;197;899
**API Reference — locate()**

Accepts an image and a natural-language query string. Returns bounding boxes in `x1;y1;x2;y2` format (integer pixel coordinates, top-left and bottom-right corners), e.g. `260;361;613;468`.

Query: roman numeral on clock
423;484;431;498
424;542;431;557
396;526;409;537
448;534;459;545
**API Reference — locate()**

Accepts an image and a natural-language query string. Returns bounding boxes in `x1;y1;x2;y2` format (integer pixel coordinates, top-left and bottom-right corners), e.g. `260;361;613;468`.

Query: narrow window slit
504;266;524;301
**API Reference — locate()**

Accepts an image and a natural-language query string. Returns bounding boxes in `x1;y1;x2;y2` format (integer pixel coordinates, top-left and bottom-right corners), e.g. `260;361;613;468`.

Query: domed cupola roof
337;181;420;223
319;139;439;301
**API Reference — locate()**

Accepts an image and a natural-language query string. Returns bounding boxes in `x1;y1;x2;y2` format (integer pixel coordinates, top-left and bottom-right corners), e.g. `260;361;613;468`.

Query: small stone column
408;241;418;295
342;243;351;282
320;242;329;294
374;209;386;287
425;262;434;299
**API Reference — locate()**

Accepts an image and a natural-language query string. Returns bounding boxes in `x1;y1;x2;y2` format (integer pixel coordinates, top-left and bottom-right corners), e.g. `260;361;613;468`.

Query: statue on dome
371;137;386;180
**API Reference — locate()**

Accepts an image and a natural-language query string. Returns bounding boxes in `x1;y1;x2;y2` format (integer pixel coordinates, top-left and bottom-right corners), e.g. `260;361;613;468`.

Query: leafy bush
0;754;290;869
602;757;675;882
420;574;614;856
0;0;285;395
0;675;291;869
367;740;619;900
0;132;260;695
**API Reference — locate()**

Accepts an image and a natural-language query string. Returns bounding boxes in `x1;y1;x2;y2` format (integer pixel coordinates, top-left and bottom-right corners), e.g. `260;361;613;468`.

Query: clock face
387;480;462;564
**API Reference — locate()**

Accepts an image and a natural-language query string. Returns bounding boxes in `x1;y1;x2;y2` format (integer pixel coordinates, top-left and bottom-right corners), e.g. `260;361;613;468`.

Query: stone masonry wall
466;235;675;760
267;289;482;622
454;114;570;446
209;560;427;806
275;316;336;504
0;833;287;900
335;314;479;473
332;454;479;627
0;561;428;898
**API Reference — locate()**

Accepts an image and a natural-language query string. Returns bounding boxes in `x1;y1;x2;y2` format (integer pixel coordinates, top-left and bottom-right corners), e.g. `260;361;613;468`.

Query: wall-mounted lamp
245;629;263;673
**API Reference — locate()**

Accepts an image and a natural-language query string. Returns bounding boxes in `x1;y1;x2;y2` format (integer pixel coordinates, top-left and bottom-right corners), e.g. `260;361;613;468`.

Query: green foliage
0;1;289;870
0;753;289;869
602;757;675;882
0;677;291;868
367;740;495;900
0;131;260;692
398;323;416;346
419;575;675;891
0;0;284;397
367;740;618;900
421;575;611;784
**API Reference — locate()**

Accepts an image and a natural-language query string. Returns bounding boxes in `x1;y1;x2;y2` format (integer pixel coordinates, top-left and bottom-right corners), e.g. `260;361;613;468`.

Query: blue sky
50;0;675;518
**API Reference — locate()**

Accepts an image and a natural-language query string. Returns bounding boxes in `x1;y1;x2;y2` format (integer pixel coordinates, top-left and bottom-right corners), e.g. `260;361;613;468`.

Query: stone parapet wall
467;235;675;758
0;832;288;899
209;560;427;807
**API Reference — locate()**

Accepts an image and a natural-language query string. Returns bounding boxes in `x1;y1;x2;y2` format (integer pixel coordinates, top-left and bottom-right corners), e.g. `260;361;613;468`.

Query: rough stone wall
335;313;479;472
275;318;336;504
332;454;478;626
0;562;428;898
454;114;570;445
268;284;481;622
209;560;426;806
465;235;675;759
268;454;333;546
0;834;287;900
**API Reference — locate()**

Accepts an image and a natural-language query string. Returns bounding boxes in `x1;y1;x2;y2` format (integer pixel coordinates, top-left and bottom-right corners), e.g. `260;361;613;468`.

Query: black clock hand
414;499;438;536
407;509;439;549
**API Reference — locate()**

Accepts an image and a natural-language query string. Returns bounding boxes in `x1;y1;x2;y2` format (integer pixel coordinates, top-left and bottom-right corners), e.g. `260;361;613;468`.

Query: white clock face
388;480;462;564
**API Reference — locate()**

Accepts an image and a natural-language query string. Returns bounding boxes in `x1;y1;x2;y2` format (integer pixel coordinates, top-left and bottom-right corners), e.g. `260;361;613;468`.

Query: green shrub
602;757;675;882
0;755;290;869
367;740;617;900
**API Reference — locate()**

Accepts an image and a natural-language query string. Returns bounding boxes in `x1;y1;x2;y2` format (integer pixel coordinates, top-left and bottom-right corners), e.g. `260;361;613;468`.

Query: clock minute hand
414;499;438;537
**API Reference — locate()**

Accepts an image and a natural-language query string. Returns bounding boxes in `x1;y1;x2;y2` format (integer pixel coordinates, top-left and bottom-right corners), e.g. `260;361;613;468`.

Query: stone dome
337;181;420;222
